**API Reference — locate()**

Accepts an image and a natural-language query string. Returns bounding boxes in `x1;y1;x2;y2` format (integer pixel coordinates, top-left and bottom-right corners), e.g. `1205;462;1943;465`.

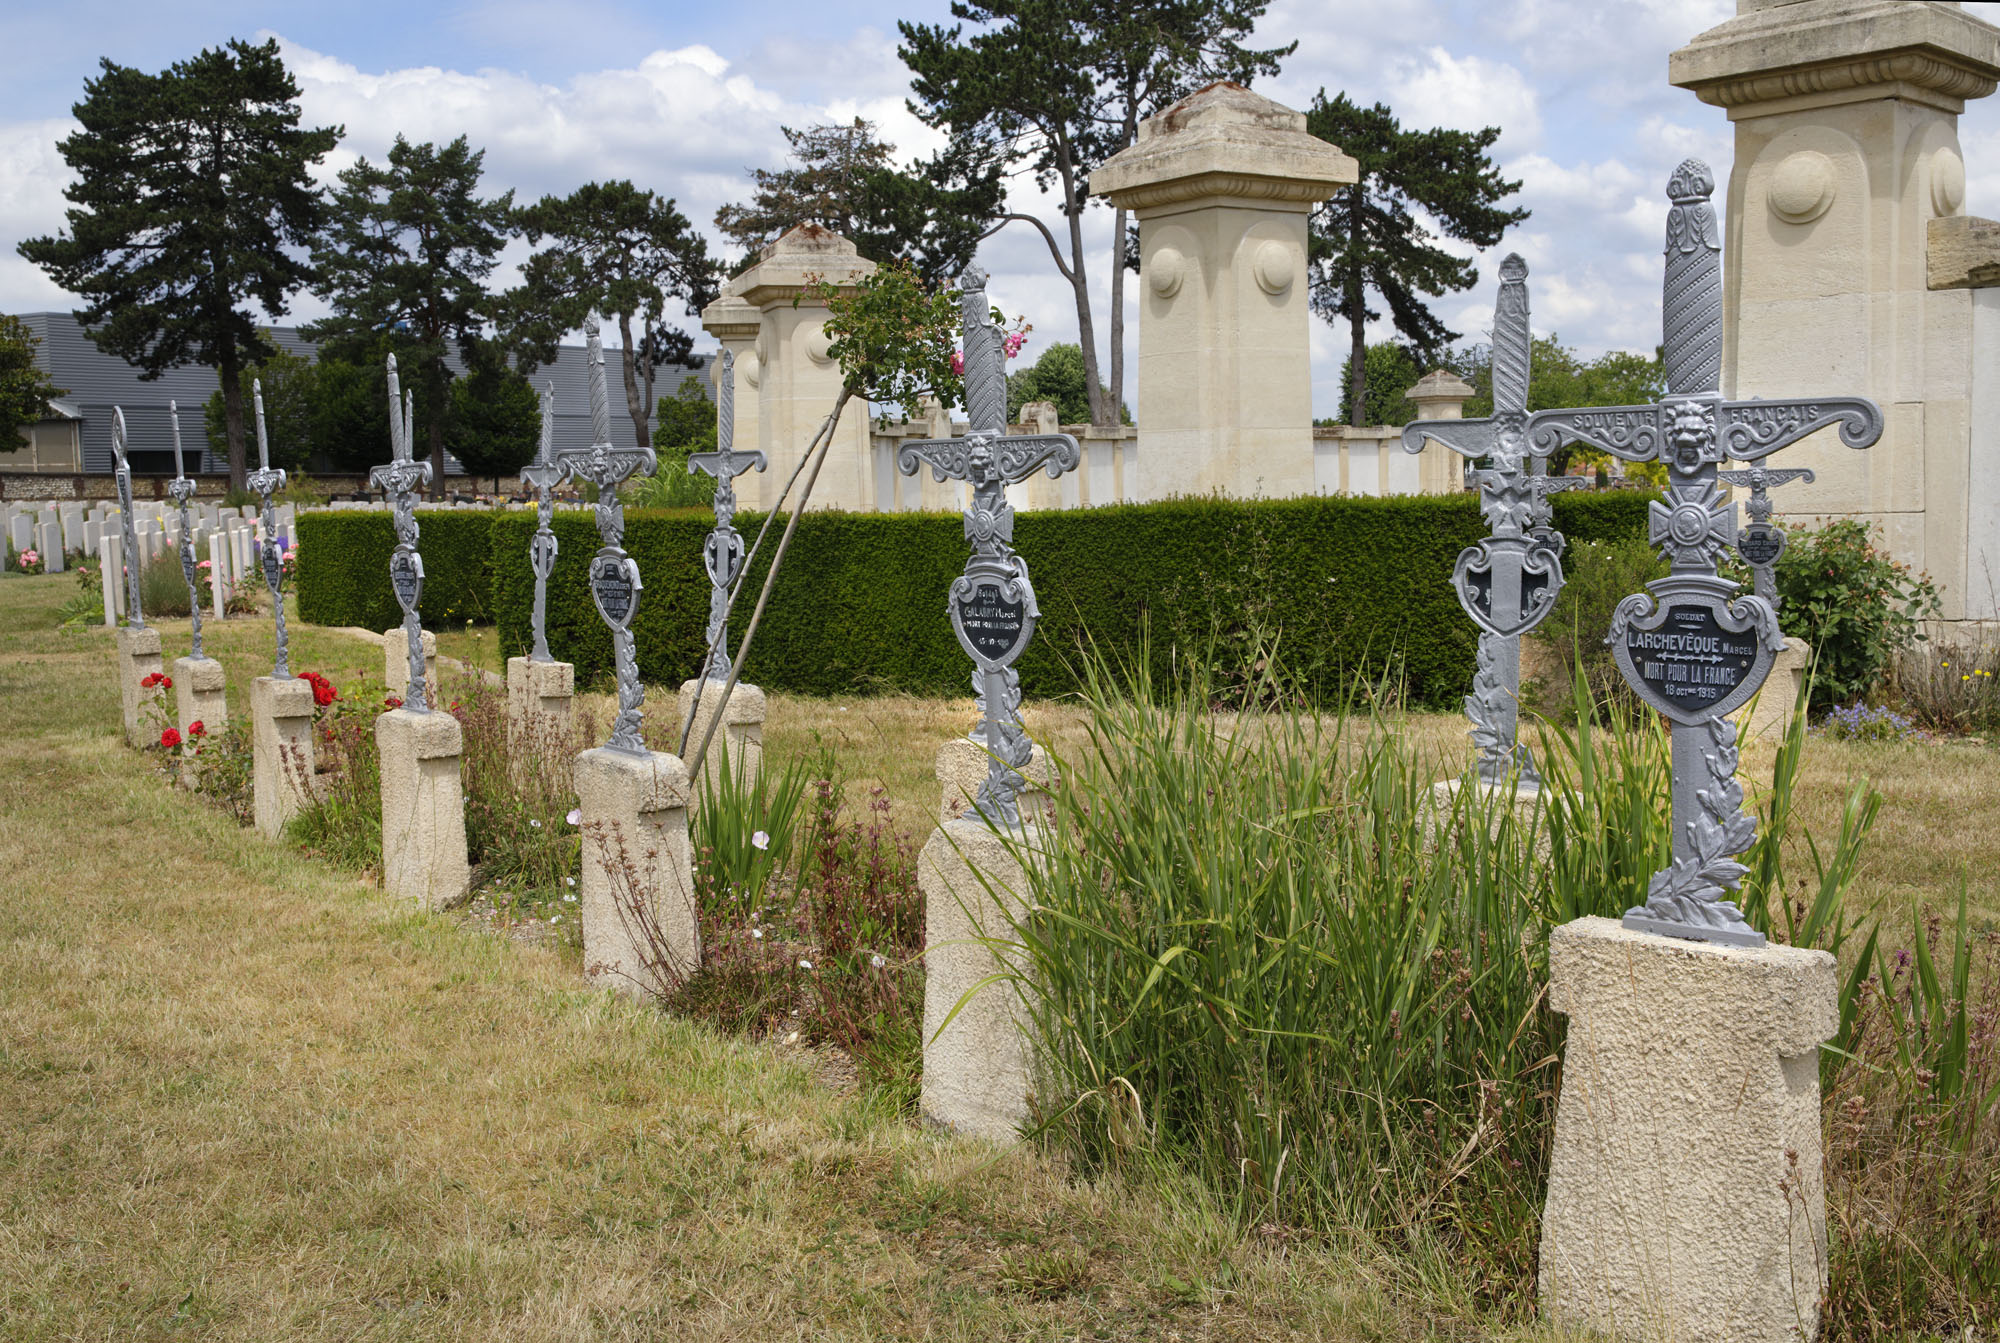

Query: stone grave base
1424;775;1549;857
115;625;165;749
506;657;575;765
376;707;471;910
383;626;438;701
675;678;765;801
172;656;227;785
575;746;695;997
251;674;317;839
935;736;1056;824
1538;916;1836;1343
1733;637;1812;743
919;816;1043;1142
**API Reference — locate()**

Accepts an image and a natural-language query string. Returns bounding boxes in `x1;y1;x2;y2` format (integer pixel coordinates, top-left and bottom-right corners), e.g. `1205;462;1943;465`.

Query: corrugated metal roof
16;312;711;477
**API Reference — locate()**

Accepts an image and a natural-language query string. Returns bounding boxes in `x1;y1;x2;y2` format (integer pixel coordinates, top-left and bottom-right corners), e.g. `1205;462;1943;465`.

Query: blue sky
4;0;1998;419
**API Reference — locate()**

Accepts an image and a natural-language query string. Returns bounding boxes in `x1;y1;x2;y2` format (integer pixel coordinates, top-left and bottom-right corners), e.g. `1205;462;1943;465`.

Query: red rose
159;727;182;749
139;672;161;689
313;682;336;707
160;674;173;689
385;696;403;710
188;720;206;738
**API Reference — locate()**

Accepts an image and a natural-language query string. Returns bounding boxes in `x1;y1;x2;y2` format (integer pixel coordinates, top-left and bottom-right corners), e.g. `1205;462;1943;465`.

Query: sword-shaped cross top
167;399;205;659
1717;463;1814;611
898;264;1080;825
687;349;766;682
522;382;563;664
247;380;293;679
109;406;144;630
370;354;433;710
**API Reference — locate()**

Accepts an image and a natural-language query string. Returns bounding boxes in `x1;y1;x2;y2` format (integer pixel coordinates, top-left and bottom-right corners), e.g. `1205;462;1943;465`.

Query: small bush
1817;703;1920;743
1776;519;1940;710
1891;638;2000;736
1529;536;1669;721
287;669;384;871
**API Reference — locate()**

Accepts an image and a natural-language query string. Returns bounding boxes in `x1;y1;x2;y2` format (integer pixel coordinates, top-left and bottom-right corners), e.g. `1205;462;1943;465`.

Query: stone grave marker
246;382;315;837
507;382;575;762
108;409;164;748
166;400;225;778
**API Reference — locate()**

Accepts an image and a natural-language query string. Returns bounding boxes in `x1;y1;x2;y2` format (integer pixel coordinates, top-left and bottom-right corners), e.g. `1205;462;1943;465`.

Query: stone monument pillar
251;674;315;838
1092;81;1356;502
115;626;164;749
676;680;764;797
1404;370;1479;495
507;657;574;757
575;749;697;995
1672;0;2000;623
383;626;437;702
375;708;472;908
720;225;876;513
1538;917;1838;1343
171;655;226;781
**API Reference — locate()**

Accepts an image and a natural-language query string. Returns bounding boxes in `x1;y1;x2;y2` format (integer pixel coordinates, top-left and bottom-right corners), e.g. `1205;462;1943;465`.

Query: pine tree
1304;91;1527;427
447;340;539;490
18;39;339;488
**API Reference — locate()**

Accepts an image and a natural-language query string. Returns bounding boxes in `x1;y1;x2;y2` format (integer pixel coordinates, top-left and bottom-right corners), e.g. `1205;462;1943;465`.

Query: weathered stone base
251;675;317;839
674;678;765;800
935;736;1056;823
507;656;575;764
1735;637;1812;743
1539;916;1836;1343
1426;775;1549;857
172;656;227;785
383;627;438;701
376;708;471;910
575;746;696;997
920;816;1043;1141
116;625;164;749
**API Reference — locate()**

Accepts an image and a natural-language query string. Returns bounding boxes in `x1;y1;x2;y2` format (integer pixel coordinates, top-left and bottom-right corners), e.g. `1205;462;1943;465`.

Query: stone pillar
1672;1;2000;622
115;625;164;749
1405;370;1479;495
698;293;763;476
674;679;765;799
1538;916;1837;1343
920;817;1046;1139
721;225;876;513
1092;82;1356;502
172;655;226;783
383;627;438;701
935;737;1055;824
251;675;317;838
506;656;575;760
574;747;696;997
375;708;471;910
1737;635;1814;741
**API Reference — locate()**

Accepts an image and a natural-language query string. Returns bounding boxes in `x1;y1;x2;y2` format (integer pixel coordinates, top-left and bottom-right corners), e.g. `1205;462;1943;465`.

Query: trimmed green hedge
300;493;1649;709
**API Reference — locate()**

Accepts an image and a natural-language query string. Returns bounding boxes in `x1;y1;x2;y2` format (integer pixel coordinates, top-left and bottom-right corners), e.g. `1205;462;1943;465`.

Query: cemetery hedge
297;492;1650;709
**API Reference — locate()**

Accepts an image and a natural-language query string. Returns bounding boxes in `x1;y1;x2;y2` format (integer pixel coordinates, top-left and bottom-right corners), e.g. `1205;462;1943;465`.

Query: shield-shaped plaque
1610;584;1777;726
1452;537;1562;639
529;530;558;581
704;527;745;589
589;552;641;630
262;538;285;593
1736;522;1784;569
390;548;424;613
951;575;1033;668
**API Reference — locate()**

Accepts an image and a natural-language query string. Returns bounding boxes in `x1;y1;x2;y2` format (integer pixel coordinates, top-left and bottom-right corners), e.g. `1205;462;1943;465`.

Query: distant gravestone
369;356;432;711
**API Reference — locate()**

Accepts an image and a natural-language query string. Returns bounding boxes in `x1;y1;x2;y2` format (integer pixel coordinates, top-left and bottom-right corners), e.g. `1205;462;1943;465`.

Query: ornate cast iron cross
898;265;1081;825
248;381;292;679
1717;463;1814;611
553;314;658;755
687;350;766;682
1526;160;1882;948
522;382;563;664
109;406;143;629
370;355;433;711
1403;254;1583;786
168;400;204;659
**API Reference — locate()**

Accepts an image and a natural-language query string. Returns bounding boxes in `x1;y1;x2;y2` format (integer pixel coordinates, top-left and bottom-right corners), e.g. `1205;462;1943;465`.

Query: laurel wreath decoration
1631;715;1759;931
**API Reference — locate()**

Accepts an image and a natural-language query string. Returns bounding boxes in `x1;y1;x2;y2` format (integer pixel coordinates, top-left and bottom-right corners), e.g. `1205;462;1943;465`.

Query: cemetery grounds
1;572;1994;1340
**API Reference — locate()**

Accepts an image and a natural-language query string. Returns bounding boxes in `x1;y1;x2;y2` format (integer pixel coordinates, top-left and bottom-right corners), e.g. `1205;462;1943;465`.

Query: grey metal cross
247;381;292;679
369;354;432;711
1526;159;1882;948
553;314;658;755
109;406;143;629
167;400;203;659
522;382;562;664
687;349;766;682
1717;463;1814;611
1403;253;1584;786
898;264;1081;825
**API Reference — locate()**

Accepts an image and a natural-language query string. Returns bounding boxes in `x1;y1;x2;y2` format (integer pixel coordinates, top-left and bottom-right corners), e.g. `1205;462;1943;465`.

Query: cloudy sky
4;0;1999;418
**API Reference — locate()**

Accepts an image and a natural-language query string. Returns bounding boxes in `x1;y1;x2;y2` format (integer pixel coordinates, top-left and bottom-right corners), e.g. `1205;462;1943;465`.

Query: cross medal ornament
248;381;292;679
688;350;766;682
899;265;1081;825
1402;254;1583;785
553;314;657;755
522;383;562;664
109;406;144;629
370;355;432;710
1527;160;1882;947
167;400;204;658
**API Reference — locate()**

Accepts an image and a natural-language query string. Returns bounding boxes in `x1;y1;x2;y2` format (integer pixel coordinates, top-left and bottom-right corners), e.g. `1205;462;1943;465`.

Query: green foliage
1529;536;1671;721
447;340;540;484
1332;341;1423;426
691;745;812;917
1006;342;1125;425
1774;519;1941;710
18;38;338;487
204;337;316;471
1451;334;1666;478
630;376;717;509
810;260;975;414
0;315;66;439
294;510;497;630
1304;91;1527;426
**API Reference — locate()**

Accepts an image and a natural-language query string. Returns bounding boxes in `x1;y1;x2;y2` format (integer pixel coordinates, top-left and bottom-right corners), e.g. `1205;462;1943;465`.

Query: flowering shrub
158;726;181;750
1893;640;2000;736
296;670;337;708
1817;702;1920;743
139;671;174;692
280;543;298;581
1773;520;1940;710
15;548;43;576
948;328;1028;379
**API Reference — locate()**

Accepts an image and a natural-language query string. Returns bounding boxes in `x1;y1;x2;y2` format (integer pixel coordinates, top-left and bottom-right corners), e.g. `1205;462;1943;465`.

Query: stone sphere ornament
1252;239;1294;296
1768;149;1836;225
1932;146;1966;216
1148;246;1185;299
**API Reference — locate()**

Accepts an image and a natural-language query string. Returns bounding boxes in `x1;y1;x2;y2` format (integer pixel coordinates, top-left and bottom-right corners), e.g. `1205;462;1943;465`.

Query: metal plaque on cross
522;383;563;663
898;263;1080;825
246;380;293;679
110;406;144;629
369;355;433;710
167;400;205;659
1717;463;1813;610
687;349;766;682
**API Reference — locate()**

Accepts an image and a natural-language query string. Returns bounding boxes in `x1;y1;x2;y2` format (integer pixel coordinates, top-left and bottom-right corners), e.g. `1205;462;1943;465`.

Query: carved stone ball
1148;246;1184;299
1932;146;1966;217
1767;150;1835;225
1252;240;1293;296
740;349;761;390
803;324;835;365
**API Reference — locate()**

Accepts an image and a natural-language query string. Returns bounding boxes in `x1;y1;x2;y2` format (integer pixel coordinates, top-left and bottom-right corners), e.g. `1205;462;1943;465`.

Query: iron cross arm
1400;414;1542;462
689;446;767;480
898;431;1081;485
1527;394;1883;464
369;457;431;496
557;442;657;490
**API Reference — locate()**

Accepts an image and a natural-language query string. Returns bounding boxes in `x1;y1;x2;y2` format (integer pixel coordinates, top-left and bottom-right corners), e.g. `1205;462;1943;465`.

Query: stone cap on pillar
1090;80;1357;213
700;293;761;342
725;224;878;310
1671;0;2000;115
1928;213;2000;289
1405;369;1476;420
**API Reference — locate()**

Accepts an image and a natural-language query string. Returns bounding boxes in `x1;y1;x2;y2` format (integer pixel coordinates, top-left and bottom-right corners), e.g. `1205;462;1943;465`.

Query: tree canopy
1330;341;1424;427
447;340;540;486
0;317;67;442
18;38;339;488
1006;341;1123;425
203;337;315;471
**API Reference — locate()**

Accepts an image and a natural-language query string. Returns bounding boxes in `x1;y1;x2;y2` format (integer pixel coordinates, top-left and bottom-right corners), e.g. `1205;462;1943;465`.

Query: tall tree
0;317;67;442
203;336;315;470
714;119;1004;285
505;180;716;449
447;339;540;490
1303;91;1527;427
18;39;339;489
900;1;1289;427
308;134;514;496
1332;340;1423;427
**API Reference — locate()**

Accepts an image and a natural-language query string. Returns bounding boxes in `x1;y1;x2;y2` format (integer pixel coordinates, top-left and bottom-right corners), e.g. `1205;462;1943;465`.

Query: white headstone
38;521;62;573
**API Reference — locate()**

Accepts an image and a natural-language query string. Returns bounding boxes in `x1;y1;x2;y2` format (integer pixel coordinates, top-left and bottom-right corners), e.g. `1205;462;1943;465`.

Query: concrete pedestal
507;656;575;760
1736;638;1811;743
375;708;471;910
919;816;1043;1141
172;656;227;785
1539;916;1837;1343
115;625;164;749
574;746;696;997
675;678;765;799
383;627;438;701
935;736;1056;824
251;675;317;839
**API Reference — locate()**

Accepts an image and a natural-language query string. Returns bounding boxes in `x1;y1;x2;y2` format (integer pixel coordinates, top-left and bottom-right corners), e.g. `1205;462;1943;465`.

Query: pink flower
950;349;964;377
1002;332;1026;359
